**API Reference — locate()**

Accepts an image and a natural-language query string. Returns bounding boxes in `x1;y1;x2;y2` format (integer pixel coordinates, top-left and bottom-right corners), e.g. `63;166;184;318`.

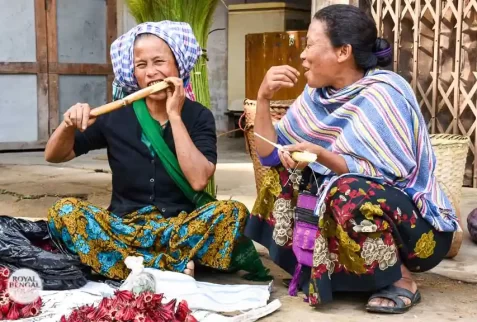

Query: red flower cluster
60;290;198;322
0;266;42;320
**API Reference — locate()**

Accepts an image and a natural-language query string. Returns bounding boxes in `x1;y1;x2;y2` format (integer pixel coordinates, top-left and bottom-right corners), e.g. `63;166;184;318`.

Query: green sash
133;99;216;208
133;99;272;281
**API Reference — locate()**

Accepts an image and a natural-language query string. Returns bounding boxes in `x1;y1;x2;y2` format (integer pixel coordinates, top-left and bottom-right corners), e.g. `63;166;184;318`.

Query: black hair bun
373;38;392;67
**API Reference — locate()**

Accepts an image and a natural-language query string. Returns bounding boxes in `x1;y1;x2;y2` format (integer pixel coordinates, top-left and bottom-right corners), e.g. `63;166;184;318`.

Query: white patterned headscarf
110;21;201;100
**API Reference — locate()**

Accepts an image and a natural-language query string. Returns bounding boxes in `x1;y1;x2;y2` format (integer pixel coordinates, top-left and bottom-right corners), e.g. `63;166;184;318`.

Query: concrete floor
1;136;477;321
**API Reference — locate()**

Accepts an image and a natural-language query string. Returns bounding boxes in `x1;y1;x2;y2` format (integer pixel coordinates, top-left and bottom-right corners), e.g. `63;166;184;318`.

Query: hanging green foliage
125;0;219;197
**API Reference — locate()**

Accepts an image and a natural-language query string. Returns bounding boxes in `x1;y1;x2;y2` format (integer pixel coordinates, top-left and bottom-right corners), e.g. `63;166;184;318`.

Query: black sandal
366;285;421;314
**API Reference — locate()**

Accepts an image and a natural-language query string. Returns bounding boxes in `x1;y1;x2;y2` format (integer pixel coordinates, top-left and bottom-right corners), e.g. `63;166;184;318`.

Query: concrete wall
311;0;359;14
207;1;230;132
116;0;311;132
116;0;136;34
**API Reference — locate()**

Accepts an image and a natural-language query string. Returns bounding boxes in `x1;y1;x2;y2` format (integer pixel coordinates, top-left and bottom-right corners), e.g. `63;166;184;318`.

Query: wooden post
392;0;401;72
452;0;464;135
430;0;442;135
411;0;422;93
311;0;359;17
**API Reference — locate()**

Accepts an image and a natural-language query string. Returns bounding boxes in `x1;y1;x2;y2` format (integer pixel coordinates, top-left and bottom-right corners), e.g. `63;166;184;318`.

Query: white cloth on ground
18;275;279;322
142;267;273;312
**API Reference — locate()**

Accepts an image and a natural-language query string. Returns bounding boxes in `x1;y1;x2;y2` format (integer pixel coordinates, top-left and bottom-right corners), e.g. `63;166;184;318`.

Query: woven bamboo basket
428;134;470;258
243;99;294;193
243;100;470;258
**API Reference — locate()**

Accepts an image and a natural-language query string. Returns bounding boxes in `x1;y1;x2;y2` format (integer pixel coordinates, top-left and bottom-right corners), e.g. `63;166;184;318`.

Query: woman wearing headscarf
245;5;458;314
44;21;269;281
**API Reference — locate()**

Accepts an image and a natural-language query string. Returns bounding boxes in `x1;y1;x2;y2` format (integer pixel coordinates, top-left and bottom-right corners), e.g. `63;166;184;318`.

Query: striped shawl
276;69;459;232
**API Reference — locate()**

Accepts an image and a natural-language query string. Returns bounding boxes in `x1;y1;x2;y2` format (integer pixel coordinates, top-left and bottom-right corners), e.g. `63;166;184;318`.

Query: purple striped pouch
289;192;319;296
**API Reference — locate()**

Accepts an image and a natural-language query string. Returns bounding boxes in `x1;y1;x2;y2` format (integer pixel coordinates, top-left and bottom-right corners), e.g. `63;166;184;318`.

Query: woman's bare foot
368;265;417;308
184;260;195;277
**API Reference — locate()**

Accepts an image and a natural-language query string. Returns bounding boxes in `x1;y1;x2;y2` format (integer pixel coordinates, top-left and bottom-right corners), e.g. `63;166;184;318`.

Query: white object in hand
253;132;318;163
291;151;317;163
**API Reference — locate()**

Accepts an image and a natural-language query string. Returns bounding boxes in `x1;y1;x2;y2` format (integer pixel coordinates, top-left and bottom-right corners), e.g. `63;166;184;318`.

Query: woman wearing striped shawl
245;4;459;314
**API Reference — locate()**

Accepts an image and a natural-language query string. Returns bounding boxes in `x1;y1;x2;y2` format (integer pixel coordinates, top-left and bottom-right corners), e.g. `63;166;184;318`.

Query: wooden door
0;0;48;150
0;0;117;151
46;0;117;134
245;31;308;101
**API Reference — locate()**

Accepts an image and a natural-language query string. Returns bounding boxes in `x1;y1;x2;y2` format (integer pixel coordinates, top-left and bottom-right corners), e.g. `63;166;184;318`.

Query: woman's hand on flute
63;103;97;132
164;77;185;120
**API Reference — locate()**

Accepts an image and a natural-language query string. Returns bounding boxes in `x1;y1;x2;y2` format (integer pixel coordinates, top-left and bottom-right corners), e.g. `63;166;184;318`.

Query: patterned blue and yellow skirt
48;198;270;280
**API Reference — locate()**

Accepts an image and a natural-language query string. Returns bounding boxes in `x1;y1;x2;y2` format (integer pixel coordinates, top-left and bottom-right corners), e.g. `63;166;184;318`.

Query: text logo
7;269;43;304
